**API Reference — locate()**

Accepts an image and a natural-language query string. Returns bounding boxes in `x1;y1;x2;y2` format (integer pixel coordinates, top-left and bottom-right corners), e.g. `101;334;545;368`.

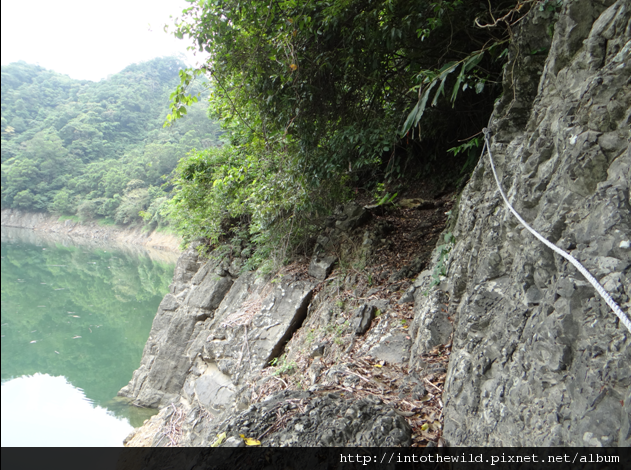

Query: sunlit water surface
1;227;176;446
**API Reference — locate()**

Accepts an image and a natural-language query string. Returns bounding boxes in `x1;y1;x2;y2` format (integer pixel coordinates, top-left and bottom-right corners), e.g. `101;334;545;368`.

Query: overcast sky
1;0;208;81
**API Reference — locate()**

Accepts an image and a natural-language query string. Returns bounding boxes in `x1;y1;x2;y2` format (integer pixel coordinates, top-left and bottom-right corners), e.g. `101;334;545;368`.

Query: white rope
482;128;631;333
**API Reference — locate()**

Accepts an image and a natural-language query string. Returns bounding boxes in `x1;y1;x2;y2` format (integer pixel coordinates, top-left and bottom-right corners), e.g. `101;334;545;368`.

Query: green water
0;227;176;446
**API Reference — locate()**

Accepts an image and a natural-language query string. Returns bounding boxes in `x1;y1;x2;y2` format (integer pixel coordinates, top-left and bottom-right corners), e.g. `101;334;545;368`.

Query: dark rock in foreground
157;390;411;447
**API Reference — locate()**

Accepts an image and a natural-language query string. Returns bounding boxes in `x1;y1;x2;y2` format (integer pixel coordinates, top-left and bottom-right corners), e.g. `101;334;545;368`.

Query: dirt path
248;190;455;447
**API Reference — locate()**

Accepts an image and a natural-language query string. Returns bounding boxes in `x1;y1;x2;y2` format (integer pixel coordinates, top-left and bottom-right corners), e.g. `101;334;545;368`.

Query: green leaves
165;69;204;126
400;58;462;137
166;143;303;245
401;79;437;139
401;49;488;136
431;61;458;107
162;0;520;262
451;51;484;103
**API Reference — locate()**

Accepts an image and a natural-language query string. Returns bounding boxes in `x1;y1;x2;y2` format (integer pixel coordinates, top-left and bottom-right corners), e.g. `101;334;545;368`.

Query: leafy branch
401;42;507;136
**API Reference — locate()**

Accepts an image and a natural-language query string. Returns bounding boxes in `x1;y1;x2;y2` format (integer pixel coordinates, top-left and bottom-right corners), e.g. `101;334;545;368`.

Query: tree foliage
166;0;528;264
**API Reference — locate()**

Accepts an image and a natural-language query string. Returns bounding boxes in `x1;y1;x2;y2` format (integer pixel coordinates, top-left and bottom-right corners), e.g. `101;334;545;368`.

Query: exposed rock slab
308;254;337;280
369;332;412;365
409;287;451;369
118;252;231;408
120;250;315;430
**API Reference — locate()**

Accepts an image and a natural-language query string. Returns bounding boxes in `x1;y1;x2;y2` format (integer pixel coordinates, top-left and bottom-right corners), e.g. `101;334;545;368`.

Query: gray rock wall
118;246;315;411
440;0;630;446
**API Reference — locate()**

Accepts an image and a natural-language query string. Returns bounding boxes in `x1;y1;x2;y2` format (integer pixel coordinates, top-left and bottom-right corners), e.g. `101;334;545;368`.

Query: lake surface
1;227;177;446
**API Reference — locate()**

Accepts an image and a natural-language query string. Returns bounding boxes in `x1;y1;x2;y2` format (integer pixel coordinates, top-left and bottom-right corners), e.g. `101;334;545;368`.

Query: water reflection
1;374;133;447
1;227;175;445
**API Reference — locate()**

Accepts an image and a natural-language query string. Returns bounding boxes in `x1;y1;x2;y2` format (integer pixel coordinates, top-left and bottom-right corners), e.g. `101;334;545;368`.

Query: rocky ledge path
120;188;456;448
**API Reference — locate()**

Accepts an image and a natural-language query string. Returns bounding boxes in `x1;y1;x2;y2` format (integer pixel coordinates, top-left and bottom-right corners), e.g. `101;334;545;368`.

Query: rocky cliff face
118;0;629;448
119;247;314;412
442;0;630;446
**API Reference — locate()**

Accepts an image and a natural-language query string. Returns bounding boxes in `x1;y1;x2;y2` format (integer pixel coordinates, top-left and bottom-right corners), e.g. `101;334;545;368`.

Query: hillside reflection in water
1;227;175;446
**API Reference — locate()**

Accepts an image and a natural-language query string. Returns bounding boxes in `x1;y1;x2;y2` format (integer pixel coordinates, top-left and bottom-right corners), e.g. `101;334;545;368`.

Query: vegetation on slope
165;0;535;268
2;2;554;265
1;57;222;229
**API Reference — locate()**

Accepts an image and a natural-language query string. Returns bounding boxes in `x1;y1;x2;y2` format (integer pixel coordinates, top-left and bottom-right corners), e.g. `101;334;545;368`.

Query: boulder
188;390;412;447
308;254;337;280
334;202;371;231
351;304;376;335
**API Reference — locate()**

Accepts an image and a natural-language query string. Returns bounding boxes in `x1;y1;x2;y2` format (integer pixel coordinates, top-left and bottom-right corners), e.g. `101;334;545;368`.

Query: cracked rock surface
441;0;630;446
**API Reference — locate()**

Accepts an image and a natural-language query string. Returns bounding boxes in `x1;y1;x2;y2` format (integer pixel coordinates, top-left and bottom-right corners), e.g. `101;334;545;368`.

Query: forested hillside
1;57;221;229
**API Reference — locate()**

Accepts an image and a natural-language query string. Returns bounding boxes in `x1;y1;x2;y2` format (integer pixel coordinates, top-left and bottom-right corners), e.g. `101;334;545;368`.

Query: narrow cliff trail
120;0;629;450
249;187;457;447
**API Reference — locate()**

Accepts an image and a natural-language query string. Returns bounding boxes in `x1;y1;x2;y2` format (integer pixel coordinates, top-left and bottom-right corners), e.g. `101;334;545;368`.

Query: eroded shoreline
1;209;182;258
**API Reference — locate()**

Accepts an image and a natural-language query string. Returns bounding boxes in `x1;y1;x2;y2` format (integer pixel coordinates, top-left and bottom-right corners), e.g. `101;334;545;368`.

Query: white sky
1;0;208;82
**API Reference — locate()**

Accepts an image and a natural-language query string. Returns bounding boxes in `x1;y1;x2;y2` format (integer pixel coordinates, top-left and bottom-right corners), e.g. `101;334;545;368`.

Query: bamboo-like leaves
450;51;484;104
430;61;458;107
401;79;437;137
401;50;485;136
